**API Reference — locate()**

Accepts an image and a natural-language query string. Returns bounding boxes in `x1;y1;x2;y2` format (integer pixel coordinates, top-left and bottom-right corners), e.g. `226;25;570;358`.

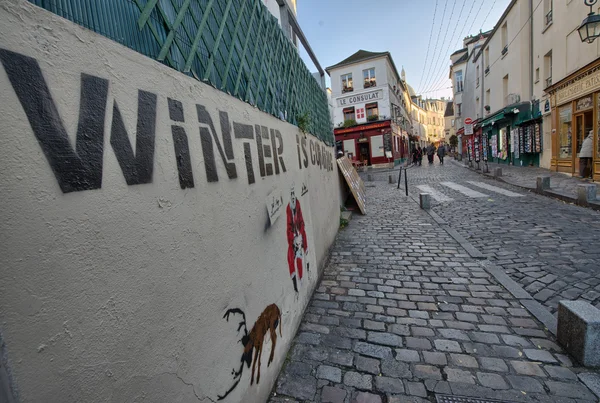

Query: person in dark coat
427;144;436;164
437;144;446;165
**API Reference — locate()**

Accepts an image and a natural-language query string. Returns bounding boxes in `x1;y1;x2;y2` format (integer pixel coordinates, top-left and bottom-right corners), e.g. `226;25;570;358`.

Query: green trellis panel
28;0;333;145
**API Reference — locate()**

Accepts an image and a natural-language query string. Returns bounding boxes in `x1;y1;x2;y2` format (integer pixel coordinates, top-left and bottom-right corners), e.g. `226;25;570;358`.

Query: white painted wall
329;56;411;128
532;0;600;168
0;1;340;402
482;0;531;114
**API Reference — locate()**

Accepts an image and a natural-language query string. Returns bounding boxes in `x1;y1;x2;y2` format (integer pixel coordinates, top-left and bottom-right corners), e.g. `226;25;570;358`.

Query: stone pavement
409;161;600;316
457;159;599;203
270;177;599;403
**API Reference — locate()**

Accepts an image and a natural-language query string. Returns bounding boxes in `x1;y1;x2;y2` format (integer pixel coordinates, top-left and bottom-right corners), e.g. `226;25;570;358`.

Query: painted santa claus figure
286;184;308;292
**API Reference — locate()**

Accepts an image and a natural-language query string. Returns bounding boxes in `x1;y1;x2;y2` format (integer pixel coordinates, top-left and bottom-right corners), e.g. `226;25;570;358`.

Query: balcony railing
485;66;490;75
501;46;508;56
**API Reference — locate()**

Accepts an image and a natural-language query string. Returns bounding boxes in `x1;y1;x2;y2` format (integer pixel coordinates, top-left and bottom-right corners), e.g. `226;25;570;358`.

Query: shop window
558;105;572;159
363;68;376;88
341;73;353;93
343;107;355;121
366;102;379;121
597;93;600;158
371;135;384;158
343;139;356;159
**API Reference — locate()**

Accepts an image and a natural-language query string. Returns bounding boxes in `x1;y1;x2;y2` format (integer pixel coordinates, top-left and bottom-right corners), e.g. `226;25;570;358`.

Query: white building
532;0;600;174
327;50;412;166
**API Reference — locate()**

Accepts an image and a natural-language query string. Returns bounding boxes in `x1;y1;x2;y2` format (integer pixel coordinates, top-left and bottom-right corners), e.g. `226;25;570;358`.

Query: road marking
441;182;489;198
466;181;525;197
416;185;454;202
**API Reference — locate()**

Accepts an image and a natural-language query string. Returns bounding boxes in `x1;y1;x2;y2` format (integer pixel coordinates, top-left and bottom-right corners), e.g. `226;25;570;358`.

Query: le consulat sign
337;89;383;107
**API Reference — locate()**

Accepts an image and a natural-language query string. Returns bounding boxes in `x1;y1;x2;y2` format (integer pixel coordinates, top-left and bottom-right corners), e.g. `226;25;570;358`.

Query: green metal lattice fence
29;0;333;144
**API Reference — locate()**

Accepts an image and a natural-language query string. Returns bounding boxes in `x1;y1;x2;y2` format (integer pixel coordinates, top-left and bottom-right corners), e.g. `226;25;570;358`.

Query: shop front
334;120;396;167
548;58;600;179
480;102;543;167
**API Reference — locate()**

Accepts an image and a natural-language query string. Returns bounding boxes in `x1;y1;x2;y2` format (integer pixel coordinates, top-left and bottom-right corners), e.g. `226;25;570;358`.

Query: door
359;143;370;165
574;111;593;176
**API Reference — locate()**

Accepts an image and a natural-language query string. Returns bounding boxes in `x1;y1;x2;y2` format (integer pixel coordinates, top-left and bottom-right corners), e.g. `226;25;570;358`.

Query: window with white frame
455;71;464;92
363;68;376;88
341;73;353;93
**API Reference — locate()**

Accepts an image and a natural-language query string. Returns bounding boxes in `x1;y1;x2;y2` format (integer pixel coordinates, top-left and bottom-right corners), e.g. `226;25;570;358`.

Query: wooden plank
183;0;215;72
337;156;367;215
220;0;249;91
157;0;192;61
137;0;159;30
203;0;234;81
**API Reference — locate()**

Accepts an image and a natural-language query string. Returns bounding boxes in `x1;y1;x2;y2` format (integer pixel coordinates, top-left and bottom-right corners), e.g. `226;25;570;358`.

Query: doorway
358;142;371;165
574;110;593;177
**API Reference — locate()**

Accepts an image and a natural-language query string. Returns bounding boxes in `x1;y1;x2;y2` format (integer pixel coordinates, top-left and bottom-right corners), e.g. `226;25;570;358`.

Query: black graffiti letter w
0;49;108;193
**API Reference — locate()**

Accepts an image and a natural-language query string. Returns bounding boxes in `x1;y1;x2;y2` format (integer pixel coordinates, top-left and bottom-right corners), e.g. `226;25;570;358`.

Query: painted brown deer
217;304;282;401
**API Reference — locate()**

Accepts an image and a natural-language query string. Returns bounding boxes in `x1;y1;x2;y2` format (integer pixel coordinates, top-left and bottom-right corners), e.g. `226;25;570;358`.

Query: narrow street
271;160;600;402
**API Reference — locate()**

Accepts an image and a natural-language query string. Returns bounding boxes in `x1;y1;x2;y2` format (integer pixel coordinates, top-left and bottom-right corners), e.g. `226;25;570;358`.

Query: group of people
412;143;447;166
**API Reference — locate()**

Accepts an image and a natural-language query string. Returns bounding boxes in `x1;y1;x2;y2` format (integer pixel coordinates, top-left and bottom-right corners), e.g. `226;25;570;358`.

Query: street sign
464;117;473;125
465;124;474;135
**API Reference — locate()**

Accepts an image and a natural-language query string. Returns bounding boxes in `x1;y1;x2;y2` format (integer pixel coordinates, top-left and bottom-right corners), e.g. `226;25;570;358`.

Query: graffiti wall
0;1;340;402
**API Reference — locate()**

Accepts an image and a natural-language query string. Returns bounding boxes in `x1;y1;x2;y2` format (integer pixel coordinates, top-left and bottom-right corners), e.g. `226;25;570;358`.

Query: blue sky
297;0;512;100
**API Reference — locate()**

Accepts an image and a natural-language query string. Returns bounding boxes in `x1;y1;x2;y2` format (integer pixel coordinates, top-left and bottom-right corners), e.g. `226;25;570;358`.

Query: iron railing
29;0;333;145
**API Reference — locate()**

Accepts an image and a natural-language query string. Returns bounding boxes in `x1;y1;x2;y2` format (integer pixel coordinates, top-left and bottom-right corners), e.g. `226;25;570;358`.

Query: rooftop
326;50;389;73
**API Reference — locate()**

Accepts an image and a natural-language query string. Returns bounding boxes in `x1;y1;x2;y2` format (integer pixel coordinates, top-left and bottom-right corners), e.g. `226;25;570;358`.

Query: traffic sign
464;117;473;125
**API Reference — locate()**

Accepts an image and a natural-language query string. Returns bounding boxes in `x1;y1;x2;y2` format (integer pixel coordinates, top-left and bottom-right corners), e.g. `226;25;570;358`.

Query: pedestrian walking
427;143;436;164
579;130;593;178
437;144;446;165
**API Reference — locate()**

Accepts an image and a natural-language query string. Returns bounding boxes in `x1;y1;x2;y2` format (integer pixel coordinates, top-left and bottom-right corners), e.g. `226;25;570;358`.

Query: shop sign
576;95;593;111
544;100;550;113
358;137;368;143
555;67;600;106
337;89;383;107
334;120;390;134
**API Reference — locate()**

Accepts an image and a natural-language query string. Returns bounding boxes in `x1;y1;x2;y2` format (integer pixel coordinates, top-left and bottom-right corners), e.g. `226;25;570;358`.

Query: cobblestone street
271;161;600;402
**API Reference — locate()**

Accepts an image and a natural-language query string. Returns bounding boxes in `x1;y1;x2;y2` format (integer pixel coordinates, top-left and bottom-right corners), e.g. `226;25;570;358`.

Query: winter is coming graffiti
0;49;334;193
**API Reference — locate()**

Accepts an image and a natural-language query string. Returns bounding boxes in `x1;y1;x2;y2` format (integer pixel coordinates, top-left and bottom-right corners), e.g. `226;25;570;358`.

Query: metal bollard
577;184;597;206
389;175;395;184
536;176;550;193
493;167;502;177
419;193;431;210
367;174;372;182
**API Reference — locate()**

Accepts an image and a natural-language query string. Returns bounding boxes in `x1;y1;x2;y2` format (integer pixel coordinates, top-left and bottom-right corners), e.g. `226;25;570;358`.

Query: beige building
425;99;447;145
533;0;600;176
459;0;600;173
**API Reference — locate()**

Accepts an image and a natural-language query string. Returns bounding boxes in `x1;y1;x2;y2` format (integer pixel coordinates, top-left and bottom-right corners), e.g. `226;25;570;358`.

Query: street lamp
579;0;600;43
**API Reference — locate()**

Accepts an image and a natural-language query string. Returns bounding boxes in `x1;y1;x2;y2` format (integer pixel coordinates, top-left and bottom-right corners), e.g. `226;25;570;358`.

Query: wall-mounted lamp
579;0;600;43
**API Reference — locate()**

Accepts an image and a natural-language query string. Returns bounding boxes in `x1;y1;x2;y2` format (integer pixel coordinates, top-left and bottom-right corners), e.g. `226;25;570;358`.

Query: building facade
327;50;412;166
534;0;600;177
455;0;600;176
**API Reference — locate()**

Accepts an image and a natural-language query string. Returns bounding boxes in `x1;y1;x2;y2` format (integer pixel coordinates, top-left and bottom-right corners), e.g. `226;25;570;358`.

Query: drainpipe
529;0;534;101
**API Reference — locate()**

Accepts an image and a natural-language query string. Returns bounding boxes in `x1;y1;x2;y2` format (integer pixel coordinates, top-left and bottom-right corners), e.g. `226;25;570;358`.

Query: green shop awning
481;112;505;127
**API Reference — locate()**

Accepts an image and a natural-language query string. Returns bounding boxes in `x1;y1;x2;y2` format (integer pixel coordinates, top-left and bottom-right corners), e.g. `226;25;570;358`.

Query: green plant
340;217;349;228
449;134;458;148
367;114;379;122
297;112;310;134
343;119;357;128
